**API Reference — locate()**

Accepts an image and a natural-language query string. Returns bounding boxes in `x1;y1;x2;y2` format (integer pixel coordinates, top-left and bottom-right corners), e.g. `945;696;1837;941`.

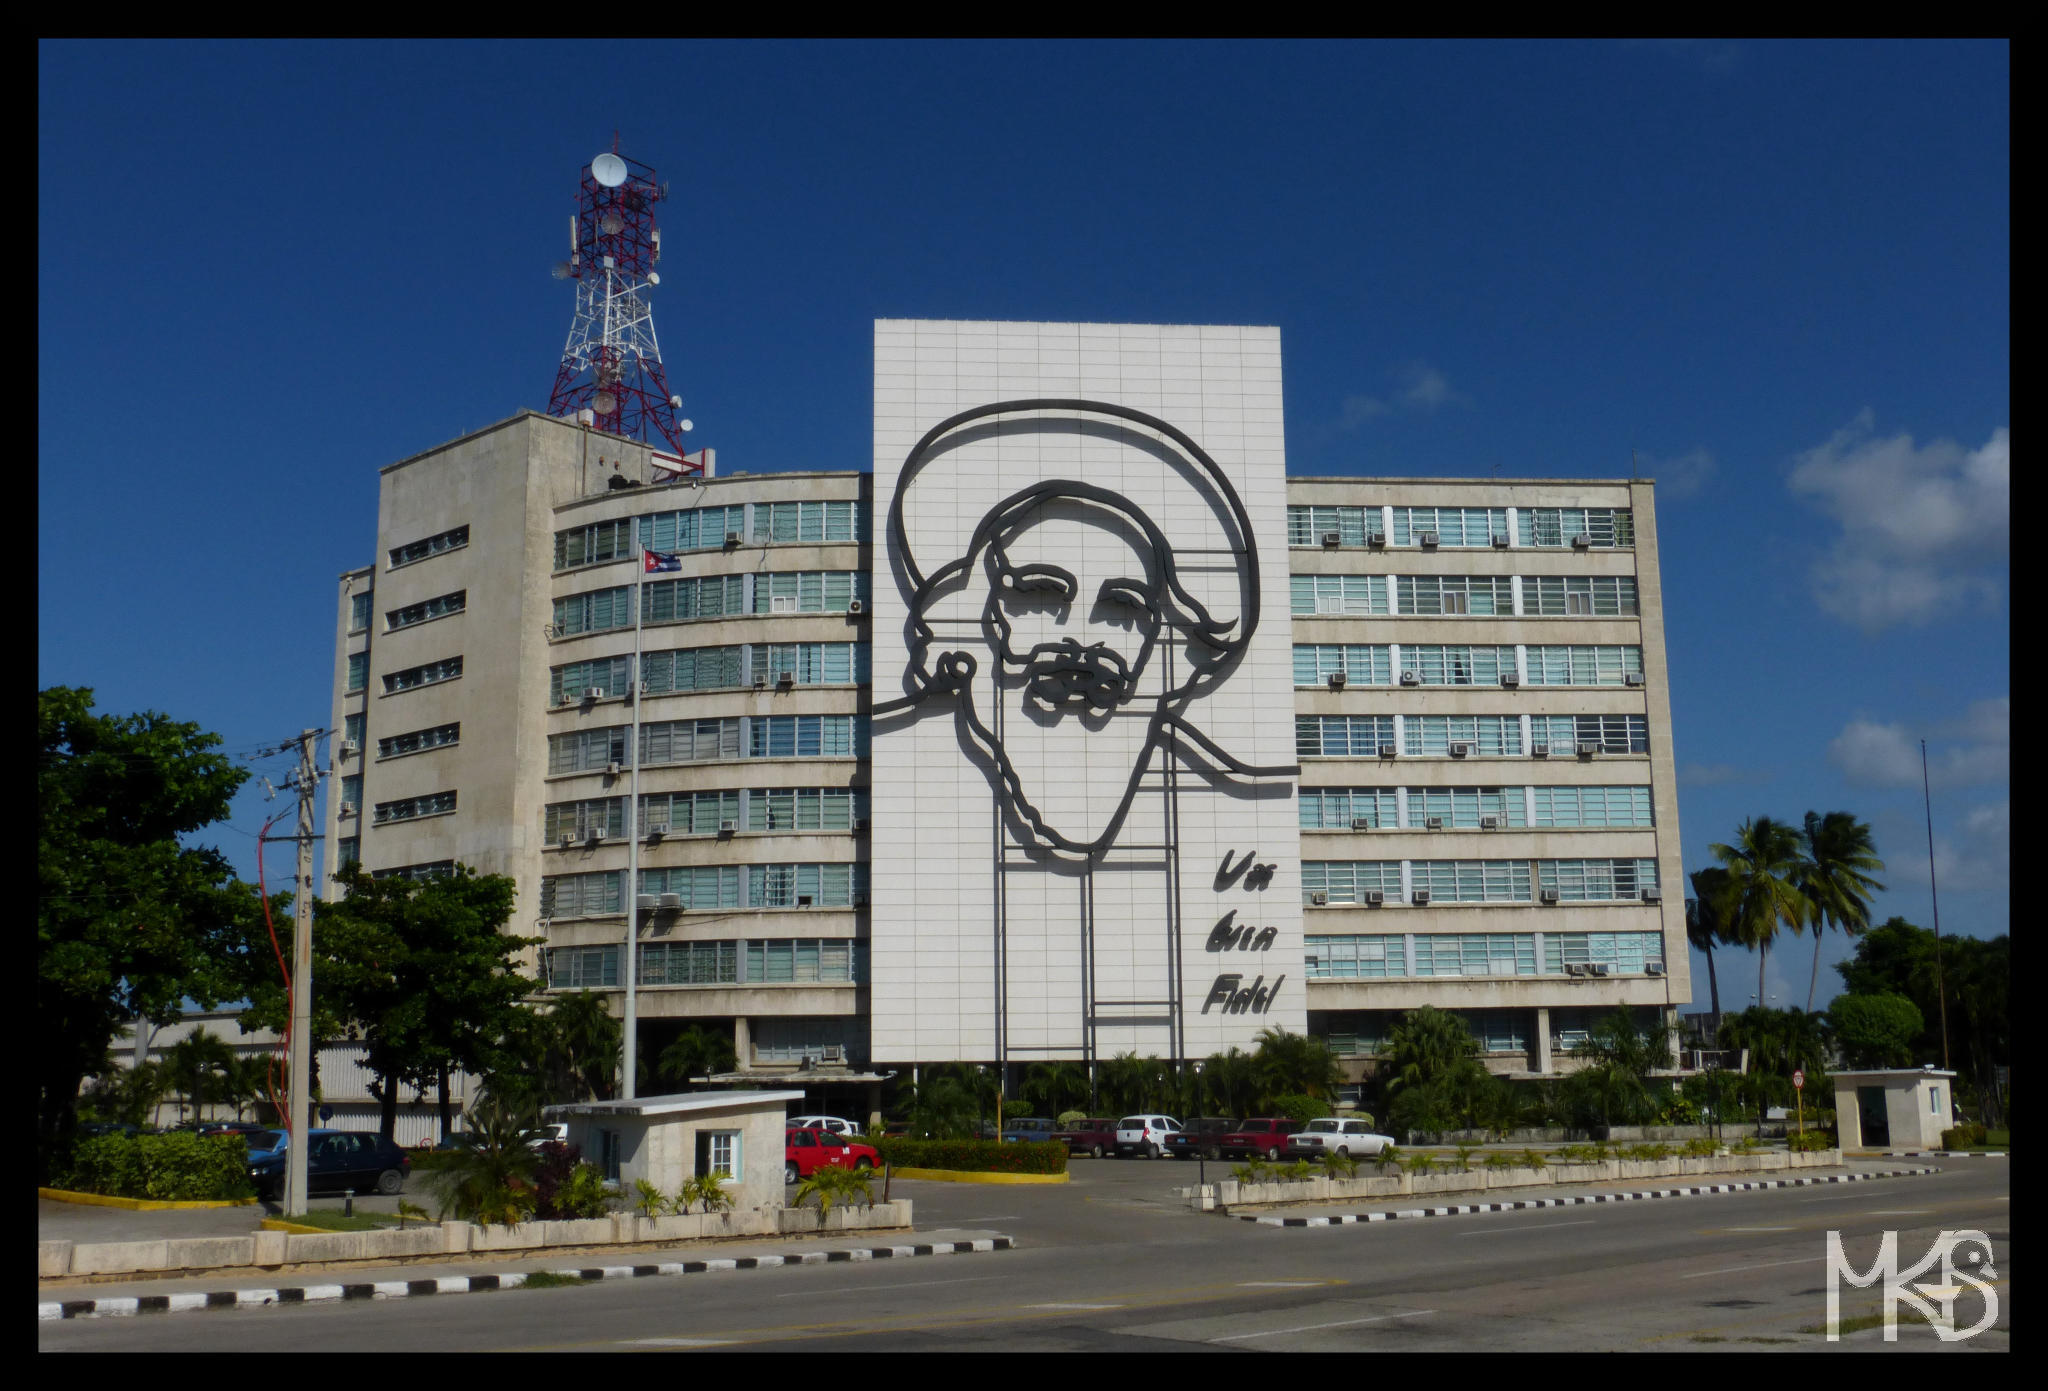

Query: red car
785;1127;879;1184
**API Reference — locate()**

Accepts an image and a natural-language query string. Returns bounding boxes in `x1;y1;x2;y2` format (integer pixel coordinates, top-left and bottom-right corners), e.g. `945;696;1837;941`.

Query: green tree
1383;1006;1481;1095
1710;816;1813;1005
1795;811;1886;1013
1019;1062;1090;1117
217;1052;275;1122
1097;1053;1169;1116
1569;1009;1675;1126
545;990;623;1103
1686;866;1734;1021
38;687;263;1180
653;1025;737;1091
1832;917;2011;1122
1200;1046;1258;1118
1828;993;1924;1068
425;1094;541;1225
901;1074;977;1140
164;1028;236;1124
1250;1027;1342;1104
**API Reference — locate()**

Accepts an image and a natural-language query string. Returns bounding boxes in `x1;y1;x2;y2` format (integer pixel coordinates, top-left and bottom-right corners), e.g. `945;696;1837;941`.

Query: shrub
1280;1159;1314;1181
1055;1110;1088;1127
871;1138;1067;1174
1622;1142;1672;1162
545;1161;609;1220
1400;1150;1439;1176
1451;1143;1479;1172
633;1178;668;1219
530;1140;586;1219
1941;1123;1989;1150
1268;1093;1324;1128
1788;1130;1833;1153
1321;1150;1360;1179
1519;1148;1550;1171
1230;1159;1269;1184
57;1132;255;1202
1681;1138;1719;1158
1485;1151;1531;1171
795;1162;873;1215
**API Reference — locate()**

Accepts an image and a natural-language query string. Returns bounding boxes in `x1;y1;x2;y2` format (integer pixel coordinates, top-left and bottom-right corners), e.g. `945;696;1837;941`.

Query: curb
39;1237;1014;1320
38;1188;258;1211
1868;1150;2008;1159
888;1167;1068;1185
1238;1167;1938;1227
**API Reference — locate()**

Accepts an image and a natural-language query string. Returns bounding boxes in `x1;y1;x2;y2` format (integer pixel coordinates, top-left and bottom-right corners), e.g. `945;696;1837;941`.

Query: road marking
1719;1226;1796;1232
1452;1220;1594;1237
1239;1281;1332;1287
1212;1309;1436;1342
774;1275;1001;1299
1679;1256;1822;1280
1870;1210;1934;1216
624;1337;733;1346
1025;1302;1125;1310
1798;1195;1867;1203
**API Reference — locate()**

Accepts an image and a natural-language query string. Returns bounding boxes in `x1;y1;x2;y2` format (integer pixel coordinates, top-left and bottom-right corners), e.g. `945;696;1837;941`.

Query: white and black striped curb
1874;1150;2008;1159
1241;1167;1938;1227
39;1237;1014;1321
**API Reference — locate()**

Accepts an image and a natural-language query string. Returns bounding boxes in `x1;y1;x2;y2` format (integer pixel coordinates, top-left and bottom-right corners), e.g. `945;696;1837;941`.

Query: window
1516;507;1633;548
758;643;868;686
554;518;636;570
1400;644;1517;686
383;656;462;693
389;524;469;568
550;655;632;705
548;725;628;775
1287;505;1379;547
547;945;618;988
696;1130;740;1181
747;863;868;908
640;504;747;554
1410;860;1533;902
1390;507;1509;547
336;837;359;869
1293;644;1392;687
1305;935;1409;979
346;652;368;694
642;789;740;835
386;590;466;631
1414;934;1540;978
750;1016;862;1063
1301;861;1402;904
540;870;622;918
1298;787;1399;830
372;861;455;882
373;790;456;824
1544;932;1663;974
1538;859;1660;901
640;717;744;765
751;499;864;544
1296;715;1396;758
544;797;624;841
642;574;746;623
640;941;739;986
340;774;362;809
1530;714;1650;754
1394;575;1514;616
1523;645;1644;686
749;715;868;759
1290;574;1389;616
377;722;460;760
349;591;373;633
745;939;863;982
751;571;866;614
1530;785;1654;827
553;586;634;636
1407;786;1525;828
748;786;863;832
1523;575;1639;617
641;645;742;695
1402;715;1523;757
640;864;742;908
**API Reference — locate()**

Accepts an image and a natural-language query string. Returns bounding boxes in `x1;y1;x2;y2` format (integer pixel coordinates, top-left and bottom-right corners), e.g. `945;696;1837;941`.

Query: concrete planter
777;1200;912;1235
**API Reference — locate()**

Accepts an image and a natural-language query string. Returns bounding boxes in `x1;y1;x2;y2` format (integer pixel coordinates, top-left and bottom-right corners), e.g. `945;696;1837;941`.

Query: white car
1286;1117;1393;1157
789;1114;865;1137
1114;1114;1183;1159
526;1121;570;1150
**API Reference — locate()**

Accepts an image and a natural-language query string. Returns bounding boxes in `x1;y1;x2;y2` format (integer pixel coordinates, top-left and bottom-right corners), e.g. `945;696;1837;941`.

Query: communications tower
547;142;700;477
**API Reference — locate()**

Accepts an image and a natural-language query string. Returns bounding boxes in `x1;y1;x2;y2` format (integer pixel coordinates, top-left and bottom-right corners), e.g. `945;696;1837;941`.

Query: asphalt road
39;1156;2010;1352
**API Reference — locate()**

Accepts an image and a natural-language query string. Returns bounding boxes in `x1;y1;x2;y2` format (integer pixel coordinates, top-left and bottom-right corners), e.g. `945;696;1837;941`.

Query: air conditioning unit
1480;815;1499;829
658;892;683;910
645;826;666;843
1399;671;1420;686
1425;816;1444;830
1449;741;1471;757
1587;963;1611;977
1351;816;1375;831
1501;672;1521;688
1367;531;1387;548
853;893;868;908
338;801;357;817
1327;671;1347;689
1418;530;1440;548
777;670;796;686
1540;887;1561;904
1411;889;1432;905
753;673;768;688
1321;531;1341;547
1624;672;1646;688
1641;887;1663;904
718;819;737;835
1309;891;1330;906
1378;743;1398;758
1577;741;1600;758
338;740;359;758
1363;889;1386;906
724;531;742;547
1571;533;1593;549
1564;962;1585;977
586;828;605;844
795;894;814;908
1647;961;1665;976
585;688;606;702
1531;742;1550;758
1491;533;1509;548
846;598;864;615
820;1044;846;1063
854;815;870;832
557;829;577;846
635;893;658;911
604;761;621;777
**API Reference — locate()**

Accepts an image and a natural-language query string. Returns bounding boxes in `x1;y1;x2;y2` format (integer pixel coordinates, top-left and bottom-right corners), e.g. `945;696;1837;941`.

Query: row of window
386;590;466;631
1301;858;1660;904
373;790;457;824
544;937;868;989
1291;574;1639;618
1293;643;1644;687
541;862;871;914
389;524;469;569
377;722;460;760
1287;507;1634;548
1314;1005;1659;1056
1295;714;1650;758
1305;931;1666;979
383;656;463;694
1298;785;1655;829
371;861;455;882
554;501;868;571
549;642;868;708
545;715;870;777
551;571;868;637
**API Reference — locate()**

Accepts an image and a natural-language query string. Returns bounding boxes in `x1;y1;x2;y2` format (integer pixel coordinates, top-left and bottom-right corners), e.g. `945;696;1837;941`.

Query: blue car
246;1129;412;1199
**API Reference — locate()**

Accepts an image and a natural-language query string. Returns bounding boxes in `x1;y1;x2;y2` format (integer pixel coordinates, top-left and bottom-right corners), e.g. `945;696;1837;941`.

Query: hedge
57;1131;258;1201
1942;1123;1991;1150
871;1138;1068;1174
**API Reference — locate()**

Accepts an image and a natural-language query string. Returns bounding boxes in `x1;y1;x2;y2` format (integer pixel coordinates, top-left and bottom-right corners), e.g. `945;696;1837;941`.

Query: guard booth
1829;1068;1957;1151
543;1090;801;1211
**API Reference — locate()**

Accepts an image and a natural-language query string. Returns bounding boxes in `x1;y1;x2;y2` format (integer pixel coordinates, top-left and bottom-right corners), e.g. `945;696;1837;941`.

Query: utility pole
1921;739;1951;1071
285;729;318;1215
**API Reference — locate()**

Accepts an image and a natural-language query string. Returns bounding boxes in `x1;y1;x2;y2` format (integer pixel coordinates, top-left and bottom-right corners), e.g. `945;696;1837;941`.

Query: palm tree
1710;817;1813;1007
164;1029;236;1124
1251;1027;1342;1104
426;1094;540;1225
1686;867;1733;1023
654;1026;736;1091
1096;1053;1168;1115
546;992;621;1101
1382;1007;1480;1095
1569;1009;1675;1125
1796;810;1886;1014
218;1053;274;1122
902;1074;977;1139
1201;1047;1258;1118
1019;1062;1090;1117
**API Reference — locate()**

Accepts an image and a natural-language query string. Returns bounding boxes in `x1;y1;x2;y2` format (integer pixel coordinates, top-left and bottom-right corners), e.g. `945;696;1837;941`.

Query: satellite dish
599;211;624;236
591;153;628;188
550;262;572;280
679;419;694;433
669;395;682;408
593;391;617;415
647;271;660;285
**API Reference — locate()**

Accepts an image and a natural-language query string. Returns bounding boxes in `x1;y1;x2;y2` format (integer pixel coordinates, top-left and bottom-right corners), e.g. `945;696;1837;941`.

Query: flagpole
623;540;647;1100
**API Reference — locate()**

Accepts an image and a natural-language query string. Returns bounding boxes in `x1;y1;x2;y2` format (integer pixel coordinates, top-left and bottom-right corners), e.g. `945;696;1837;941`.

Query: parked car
247;1129;412;1199
1286;1117;1394;1158
1050;1118;1122;1158
1114;1115;1183;1159
784;1128;879;1185
78;1121;139;1139
526;1122;570;1150
1164;1117;1241;1161
788;1114;865;1137
1211;1117;1301;1161
436;1131;479;1151
999;1117;1059;1143
198;1121;270;1143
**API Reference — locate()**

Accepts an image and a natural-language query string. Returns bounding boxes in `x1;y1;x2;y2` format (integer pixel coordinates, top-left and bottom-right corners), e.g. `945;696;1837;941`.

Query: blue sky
39;40;2008;1013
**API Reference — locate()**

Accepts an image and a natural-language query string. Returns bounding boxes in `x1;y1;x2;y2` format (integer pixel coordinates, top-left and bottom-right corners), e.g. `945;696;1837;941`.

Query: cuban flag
644;548;682;574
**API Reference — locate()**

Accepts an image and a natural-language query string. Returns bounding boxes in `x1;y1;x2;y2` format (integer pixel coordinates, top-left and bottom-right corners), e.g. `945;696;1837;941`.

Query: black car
248;1130;412;1199
1164;1118;1241;1161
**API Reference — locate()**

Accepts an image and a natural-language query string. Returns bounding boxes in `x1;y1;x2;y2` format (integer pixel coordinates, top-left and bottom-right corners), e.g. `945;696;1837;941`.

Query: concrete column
734;1016;752;1067
866;1083;883;1135
1535;1008;1553;1075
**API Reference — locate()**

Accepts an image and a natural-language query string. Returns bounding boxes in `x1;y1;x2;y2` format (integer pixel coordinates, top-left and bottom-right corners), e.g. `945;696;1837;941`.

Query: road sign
1793;1069;1805;1090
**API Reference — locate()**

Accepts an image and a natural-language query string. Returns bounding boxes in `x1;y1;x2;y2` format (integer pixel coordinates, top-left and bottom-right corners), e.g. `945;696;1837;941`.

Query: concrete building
322;320;1689;1124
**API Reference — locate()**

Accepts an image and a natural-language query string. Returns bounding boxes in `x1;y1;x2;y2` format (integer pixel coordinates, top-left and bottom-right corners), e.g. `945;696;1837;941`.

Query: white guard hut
1830;1068;1957;1151
544;1090;801;1210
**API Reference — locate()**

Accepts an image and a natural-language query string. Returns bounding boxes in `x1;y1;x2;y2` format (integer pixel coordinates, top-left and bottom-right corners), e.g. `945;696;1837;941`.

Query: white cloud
1340;394;1389;428
1882;798;2010;898
1401;366;1455;411
1640;447;1716;500
1786;413;2009;632
1827;696;2009;789
1335;363;1464;432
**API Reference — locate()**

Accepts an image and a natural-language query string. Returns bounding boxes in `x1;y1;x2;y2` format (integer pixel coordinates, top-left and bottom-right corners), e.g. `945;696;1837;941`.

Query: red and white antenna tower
547;141;700;477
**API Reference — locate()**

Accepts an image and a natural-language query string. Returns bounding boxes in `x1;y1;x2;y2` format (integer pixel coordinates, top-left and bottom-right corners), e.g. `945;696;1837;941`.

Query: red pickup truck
1211;1117;1300;1161
1050;1118;1122;1158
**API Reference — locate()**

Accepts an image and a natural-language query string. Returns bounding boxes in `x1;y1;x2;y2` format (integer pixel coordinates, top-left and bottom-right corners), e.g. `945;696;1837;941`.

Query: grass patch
517;1271;588;1290
1738;1336;1798;1344
1797;1307;1941;1336
1688;1335;1727;1344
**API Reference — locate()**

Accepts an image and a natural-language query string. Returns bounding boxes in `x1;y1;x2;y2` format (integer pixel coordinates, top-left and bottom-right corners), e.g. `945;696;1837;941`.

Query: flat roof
1828;1069;1957;1080
543;1089;804;1119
